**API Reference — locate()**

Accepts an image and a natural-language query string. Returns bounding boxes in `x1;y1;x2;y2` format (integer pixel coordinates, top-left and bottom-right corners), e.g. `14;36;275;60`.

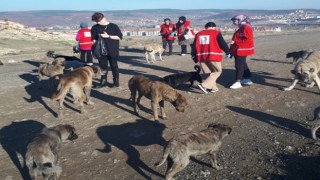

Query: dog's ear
310;68;315;73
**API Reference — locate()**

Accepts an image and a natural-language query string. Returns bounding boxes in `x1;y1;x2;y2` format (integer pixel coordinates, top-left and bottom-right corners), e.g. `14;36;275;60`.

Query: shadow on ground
0;120;45;180
96;119;167;179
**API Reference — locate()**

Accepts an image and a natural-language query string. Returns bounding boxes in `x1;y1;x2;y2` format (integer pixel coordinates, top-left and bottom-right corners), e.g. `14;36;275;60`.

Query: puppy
144;44;164;63
128;75;187;120
25;124;78;180
282;51;320;93
307;106;320;140
286;50;312;64
160;65;203;87
38;58;66;89
155;123;232;180
52;66;101;118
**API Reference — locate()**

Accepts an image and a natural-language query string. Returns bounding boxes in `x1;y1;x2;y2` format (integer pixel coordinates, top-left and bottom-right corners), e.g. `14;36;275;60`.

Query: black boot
95;74;108;88
109;77;119;88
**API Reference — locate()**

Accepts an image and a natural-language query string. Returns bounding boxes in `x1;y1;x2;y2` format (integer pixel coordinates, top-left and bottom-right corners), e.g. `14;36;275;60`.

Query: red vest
160;23;175;41
194;29;223;62
230;24;254;56
77;28;93;50
176;21;195;40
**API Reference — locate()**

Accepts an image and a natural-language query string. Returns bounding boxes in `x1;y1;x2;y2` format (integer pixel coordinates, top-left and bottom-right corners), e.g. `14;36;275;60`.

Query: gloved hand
170;32;175;36
225;54;232;59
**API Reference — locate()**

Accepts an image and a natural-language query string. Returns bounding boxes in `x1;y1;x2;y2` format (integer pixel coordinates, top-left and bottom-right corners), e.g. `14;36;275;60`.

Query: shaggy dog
38;58;66;89
25;124;78;180
155;123;232;180
52;66;101;118
160;65;202;87
286;50;313;64
282;51;320;93
144;44;164;63
128;75;187;120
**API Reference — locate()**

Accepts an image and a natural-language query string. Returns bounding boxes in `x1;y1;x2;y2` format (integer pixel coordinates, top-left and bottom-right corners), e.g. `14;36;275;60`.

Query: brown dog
38;58;66;89
52;65;101;118
128;75;187;120
155;123;232;180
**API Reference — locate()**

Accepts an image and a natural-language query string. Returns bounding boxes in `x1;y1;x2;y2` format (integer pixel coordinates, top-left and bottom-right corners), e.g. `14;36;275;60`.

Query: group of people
75;12;254;93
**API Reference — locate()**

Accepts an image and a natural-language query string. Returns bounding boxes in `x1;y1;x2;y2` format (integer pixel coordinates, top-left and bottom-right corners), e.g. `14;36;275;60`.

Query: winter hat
231;15;250;25
80;22;88;28
179;16;186;22
205;22;216;28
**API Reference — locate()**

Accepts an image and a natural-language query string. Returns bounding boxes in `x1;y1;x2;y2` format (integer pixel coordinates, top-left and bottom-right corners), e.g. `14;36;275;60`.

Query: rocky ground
0;30;320;180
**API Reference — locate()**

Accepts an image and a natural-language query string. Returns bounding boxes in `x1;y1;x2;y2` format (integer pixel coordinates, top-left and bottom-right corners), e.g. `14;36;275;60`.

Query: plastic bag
92;36;108;59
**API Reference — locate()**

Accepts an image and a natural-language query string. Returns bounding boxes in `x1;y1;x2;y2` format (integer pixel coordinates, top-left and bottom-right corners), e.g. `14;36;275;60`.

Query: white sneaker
230;82;242;89
241;79;253;85
198;84;208;94
181;54;186;56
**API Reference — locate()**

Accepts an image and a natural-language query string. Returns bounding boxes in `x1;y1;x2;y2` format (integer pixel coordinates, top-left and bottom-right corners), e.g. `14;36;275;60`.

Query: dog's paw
281;87;290;91
162;116;168;120
213;165;223;170
86;101;94;105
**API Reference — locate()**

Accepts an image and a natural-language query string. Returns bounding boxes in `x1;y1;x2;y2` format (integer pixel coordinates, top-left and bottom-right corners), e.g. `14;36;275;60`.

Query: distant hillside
0;9;319;28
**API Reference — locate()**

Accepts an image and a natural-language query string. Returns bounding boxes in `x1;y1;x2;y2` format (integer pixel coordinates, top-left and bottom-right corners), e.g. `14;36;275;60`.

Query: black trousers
181;44;193;54
97;55;119;79
80;50;93;63
162;40;173;55
235;56;251;81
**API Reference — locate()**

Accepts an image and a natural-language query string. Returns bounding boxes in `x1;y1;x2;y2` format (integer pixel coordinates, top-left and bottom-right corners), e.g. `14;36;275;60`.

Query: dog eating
128;75;187;121
25;124;78;180
160;65;202;87
155;123;232;180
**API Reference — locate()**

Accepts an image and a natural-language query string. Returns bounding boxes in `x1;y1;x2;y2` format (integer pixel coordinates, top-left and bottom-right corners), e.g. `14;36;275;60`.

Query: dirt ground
0;30;320;180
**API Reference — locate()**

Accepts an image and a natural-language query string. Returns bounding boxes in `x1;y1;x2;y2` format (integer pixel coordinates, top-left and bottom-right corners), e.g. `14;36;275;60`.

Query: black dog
160;65;202;87
47;51;81;62
286;50;313;64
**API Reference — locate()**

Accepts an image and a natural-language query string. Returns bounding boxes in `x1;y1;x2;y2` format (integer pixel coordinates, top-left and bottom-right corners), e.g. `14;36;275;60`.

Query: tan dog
155;123;232;180
144;44;164;63
283;51;320;93
38;58;66;89
128;75;187;120
25;124;78;180
52;66;101;118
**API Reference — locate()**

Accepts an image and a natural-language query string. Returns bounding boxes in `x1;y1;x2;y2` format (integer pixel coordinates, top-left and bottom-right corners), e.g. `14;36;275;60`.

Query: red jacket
230;24;254;56
176;20;195;41
194;29;224;62
160;23;175;41
76;28;93;50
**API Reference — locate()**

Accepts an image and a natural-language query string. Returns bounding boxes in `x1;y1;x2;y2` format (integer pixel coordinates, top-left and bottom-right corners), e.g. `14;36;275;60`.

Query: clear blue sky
1;0;319;11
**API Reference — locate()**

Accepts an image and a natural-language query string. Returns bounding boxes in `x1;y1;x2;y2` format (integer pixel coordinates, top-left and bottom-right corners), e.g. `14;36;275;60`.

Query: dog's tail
51;79;70;101
154;144;171;167
194;65;201;74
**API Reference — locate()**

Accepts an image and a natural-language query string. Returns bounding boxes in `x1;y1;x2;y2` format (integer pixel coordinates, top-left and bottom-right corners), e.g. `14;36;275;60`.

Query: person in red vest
160;18;175;56
192;22;231;94
76;22;93;65
176;16;195;56
229;15;255;89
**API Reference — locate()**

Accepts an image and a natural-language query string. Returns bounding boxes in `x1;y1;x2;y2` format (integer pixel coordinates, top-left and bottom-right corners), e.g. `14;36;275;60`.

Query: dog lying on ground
47;51;85;70
25;124;78;180
38;58;66;89
52;66;101;118
160;65;202;87
155;123;232;180
144;44;164;63
128;75;187;121
286;50;313;64
307;106;320;140
282;51;320;93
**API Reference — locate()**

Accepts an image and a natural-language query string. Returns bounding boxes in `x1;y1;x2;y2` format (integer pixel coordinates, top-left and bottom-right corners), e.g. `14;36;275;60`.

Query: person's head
80;22;88;29
205;22;216;29
164;18;171;25
179;16;186;24
92;12;106;25
231;14;249;27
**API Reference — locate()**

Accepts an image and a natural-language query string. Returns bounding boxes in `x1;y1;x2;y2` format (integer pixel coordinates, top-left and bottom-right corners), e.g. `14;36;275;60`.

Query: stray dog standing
128;75;187;120
52;66;101;118
144;44;164;63
38;58;66;89
307;106;320;140
282;51;320;93
160;65;203;87
286;50;313;64
25;124;78;180
155;123;232;180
